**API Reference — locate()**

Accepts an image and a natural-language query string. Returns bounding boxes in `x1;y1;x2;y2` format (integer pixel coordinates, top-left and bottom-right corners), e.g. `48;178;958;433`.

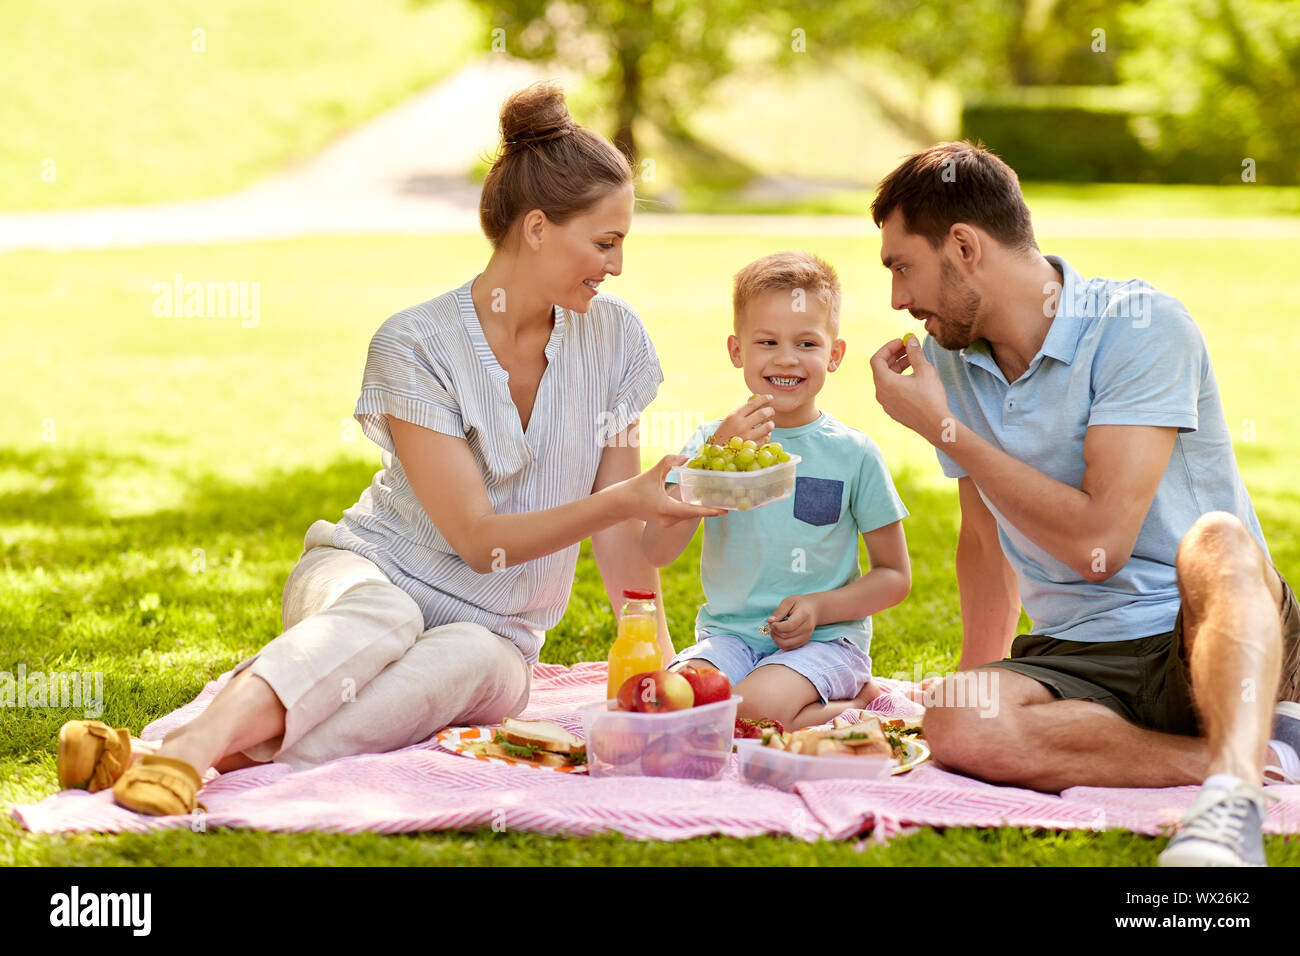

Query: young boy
642;251;911;731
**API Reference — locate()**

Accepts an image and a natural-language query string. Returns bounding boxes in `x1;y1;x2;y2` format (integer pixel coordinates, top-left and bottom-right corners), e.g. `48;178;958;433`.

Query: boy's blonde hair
732;251;842;338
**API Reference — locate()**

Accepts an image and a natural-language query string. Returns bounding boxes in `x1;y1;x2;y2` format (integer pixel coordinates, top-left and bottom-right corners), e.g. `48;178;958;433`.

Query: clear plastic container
578;695;742;780
734;738;894;791
676;454;800;511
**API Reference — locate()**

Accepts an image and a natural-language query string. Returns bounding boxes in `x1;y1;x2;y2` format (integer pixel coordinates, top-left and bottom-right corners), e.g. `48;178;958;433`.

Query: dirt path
0;55;547;252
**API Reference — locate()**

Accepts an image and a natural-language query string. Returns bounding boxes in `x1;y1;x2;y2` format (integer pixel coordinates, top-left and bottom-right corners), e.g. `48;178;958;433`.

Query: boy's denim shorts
669;631;873;704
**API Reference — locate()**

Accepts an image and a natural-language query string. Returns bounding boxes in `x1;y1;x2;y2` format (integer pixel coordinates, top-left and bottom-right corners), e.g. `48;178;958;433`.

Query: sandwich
760;715;893;757
876;714;924;734
484;718;587;768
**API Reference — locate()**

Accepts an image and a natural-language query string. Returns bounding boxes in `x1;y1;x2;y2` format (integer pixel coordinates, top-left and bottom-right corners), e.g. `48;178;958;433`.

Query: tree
449;0;1135;164
468;0;756;160
1119;0;1300;183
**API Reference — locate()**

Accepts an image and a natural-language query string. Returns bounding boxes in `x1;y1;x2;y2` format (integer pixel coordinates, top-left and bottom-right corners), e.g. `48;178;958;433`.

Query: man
868;142;1300;867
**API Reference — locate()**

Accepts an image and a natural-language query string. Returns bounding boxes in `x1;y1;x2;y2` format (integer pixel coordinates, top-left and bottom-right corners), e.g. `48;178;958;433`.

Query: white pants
231;519;531;770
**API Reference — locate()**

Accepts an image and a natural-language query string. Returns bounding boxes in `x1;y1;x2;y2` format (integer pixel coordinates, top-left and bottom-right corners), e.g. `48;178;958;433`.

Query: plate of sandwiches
437;719;588;773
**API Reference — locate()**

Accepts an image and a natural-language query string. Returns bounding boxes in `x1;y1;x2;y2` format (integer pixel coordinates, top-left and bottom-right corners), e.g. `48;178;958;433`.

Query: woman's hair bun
500;81;575;149
479;80;632;249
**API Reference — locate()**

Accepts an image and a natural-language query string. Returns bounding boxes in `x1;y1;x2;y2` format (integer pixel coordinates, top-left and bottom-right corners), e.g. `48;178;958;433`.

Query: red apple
590;718;645;767
616;671;657;712
632;670;695;713
679;666;731;706
679;727;728;779
640;735;692;777
640;729;728;778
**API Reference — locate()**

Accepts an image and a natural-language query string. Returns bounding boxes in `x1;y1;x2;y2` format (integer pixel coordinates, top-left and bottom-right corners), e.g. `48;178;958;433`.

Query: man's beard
917;258;980;350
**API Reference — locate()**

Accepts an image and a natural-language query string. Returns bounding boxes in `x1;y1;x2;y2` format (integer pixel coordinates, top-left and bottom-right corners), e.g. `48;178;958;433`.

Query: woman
55;82;725;815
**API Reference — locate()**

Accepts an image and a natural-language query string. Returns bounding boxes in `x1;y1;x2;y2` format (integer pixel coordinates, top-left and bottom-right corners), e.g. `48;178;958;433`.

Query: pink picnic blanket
13;662;1300;842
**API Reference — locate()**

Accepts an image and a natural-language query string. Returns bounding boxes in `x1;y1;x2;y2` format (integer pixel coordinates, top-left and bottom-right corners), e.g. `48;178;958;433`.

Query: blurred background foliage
463;0;1300;199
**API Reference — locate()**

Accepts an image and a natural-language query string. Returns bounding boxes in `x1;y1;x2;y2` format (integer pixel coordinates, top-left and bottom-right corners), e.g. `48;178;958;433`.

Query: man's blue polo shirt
923;254;1269;643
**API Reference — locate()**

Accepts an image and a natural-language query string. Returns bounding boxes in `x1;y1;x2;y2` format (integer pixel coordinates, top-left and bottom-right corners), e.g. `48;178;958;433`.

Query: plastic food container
676;455;800;511
734;738;894;791
578;695;742;780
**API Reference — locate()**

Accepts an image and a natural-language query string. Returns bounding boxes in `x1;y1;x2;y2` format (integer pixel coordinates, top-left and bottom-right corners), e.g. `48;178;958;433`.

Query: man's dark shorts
985;566;1300;736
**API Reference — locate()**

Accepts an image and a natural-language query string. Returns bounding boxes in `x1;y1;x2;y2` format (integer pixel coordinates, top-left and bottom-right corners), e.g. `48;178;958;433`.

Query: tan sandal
57;720;133;792
112;755;205;816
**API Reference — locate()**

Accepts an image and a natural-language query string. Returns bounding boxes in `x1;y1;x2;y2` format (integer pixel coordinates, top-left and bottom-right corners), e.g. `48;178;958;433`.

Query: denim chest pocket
793;476;844;527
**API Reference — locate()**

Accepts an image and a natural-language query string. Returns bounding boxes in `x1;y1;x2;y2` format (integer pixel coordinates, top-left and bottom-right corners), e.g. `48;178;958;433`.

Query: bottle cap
622;588;656;600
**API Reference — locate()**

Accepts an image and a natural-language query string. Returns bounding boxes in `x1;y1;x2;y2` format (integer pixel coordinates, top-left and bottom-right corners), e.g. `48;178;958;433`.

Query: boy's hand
767;594;818;650
710;394;776;446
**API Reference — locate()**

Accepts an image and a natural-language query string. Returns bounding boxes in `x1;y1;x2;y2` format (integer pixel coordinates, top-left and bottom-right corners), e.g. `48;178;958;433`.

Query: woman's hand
616;455;726;524
710;394;776;446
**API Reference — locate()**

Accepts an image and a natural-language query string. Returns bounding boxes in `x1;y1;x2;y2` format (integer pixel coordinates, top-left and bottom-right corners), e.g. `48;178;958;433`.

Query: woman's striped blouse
331;275;663;664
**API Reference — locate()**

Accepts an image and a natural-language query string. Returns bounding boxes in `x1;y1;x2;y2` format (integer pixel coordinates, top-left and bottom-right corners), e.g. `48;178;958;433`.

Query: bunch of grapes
681;438;796;511
685;437;791;472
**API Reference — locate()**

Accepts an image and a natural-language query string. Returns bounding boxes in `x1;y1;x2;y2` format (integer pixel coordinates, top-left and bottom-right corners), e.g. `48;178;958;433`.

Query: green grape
709;458;729;471
756;449;775;468
686;457;708;470
742;439;758;451
766;442;784;455
776;451;791;464
727;436;744;451
736;448;756;466
744;461;762;472
701;444;720;459
724;461;739;471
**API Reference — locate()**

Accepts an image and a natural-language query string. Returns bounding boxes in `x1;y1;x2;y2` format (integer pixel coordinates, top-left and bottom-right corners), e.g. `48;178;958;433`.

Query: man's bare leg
1158;513;1287;866
923;669;1210;792
1177;512;1286;781
924;512;1288;793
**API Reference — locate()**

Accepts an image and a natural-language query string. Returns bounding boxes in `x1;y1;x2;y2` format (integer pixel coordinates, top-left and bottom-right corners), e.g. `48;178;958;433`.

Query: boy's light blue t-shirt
923;254;1270;643
666;412;908;653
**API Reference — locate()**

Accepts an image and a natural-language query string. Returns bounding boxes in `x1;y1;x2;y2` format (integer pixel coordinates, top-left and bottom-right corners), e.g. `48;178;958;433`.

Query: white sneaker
1264;701;1300;785
1158;781;1273;867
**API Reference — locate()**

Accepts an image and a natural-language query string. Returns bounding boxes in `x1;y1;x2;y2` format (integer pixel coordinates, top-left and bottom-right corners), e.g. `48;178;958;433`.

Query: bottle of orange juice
607;588;664;701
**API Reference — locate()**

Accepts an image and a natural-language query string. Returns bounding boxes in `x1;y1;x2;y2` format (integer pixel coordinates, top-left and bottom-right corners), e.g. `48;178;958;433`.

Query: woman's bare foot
126;736;161;765
152;669;287;773
155;722;228;773
131;732;264;774
213;752;266;773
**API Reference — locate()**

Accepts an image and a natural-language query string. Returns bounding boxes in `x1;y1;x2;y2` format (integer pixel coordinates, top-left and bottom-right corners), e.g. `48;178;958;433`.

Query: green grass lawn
3;220;1299;865
1;0;483;211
